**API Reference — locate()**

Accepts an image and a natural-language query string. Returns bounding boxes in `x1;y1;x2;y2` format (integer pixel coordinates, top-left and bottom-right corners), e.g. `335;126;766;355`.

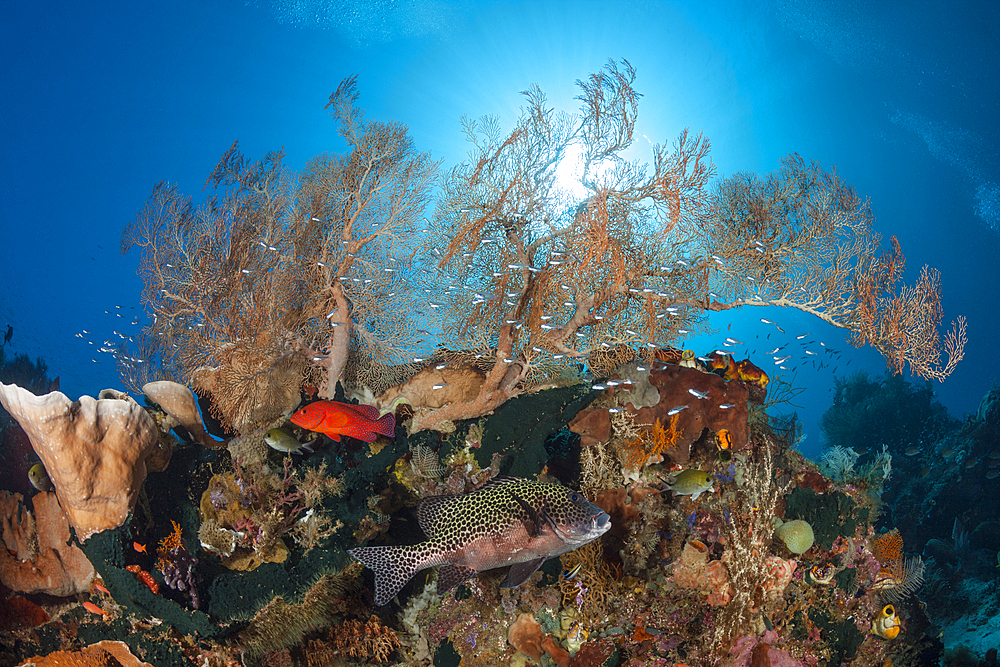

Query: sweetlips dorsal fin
437;563;478;594
471;475;523;493
416;494;456;538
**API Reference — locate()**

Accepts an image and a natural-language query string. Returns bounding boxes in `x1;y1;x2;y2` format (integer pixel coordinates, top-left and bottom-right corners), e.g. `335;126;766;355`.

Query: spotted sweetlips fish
289;400;395;442
349;476;611;606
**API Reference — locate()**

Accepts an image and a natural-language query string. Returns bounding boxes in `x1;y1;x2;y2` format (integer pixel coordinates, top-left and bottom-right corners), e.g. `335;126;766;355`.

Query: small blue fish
668;405;689;416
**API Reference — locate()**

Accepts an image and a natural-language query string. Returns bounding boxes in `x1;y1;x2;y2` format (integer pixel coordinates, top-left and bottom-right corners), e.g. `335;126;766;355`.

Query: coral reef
156;521;203;609
508;612;572;666
197;456;342;572
305;616;402;664
4;60;985;667
775;519;814;555
672;539;734;606
233;566;363;658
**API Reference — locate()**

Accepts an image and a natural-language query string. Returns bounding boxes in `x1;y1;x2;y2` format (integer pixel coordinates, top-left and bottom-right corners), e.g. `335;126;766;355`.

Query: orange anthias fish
133;541;146;553
290;401;396;442
82;601;106;615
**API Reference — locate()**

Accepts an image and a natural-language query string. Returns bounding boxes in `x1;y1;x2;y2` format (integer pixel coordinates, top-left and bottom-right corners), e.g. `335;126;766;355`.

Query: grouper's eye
569;492;581;502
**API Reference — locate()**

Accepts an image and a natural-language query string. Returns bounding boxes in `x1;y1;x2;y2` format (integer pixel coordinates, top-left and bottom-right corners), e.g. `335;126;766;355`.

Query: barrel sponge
776;519;814;554
0;382;158;540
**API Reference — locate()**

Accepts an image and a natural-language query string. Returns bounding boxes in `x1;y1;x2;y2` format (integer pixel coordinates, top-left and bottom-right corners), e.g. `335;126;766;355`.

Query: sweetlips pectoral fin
501;557;547;588
437;563;479;594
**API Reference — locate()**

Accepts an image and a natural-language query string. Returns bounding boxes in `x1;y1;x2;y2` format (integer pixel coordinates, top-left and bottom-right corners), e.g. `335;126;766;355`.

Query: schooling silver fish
349;476;611;605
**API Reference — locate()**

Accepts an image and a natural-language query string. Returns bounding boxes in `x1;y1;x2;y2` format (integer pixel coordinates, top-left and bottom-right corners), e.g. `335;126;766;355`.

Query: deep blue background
3;1;998;460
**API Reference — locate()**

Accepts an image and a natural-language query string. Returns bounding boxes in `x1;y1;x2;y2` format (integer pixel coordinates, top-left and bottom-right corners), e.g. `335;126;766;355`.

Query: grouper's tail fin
348;545;427;606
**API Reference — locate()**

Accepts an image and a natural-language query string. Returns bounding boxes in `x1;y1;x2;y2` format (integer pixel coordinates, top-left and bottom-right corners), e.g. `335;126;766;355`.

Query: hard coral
0;490;95;595
0;382;159;540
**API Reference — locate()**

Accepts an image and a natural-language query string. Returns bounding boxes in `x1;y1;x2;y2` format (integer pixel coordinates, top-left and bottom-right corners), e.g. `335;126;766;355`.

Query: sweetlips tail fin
348;544;422;606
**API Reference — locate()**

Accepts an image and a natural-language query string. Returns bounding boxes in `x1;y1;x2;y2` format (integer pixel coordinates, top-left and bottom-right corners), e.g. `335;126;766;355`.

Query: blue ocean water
2;0;998;461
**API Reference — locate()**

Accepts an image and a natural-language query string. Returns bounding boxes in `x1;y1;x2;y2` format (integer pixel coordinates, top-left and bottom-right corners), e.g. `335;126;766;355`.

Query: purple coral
161;544;202;609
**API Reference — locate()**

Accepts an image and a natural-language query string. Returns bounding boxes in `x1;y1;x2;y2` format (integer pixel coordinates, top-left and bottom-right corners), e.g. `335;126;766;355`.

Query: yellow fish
28;463;52;492
665;470;714;501
264;428;318;454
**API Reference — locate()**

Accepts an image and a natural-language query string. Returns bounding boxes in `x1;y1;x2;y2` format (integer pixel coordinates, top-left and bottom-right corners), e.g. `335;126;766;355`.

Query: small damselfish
349;476;611;606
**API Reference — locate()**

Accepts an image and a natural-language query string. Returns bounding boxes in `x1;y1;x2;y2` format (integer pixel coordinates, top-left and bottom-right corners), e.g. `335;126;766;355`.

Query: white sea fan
819;445;860;482
877;555;925;603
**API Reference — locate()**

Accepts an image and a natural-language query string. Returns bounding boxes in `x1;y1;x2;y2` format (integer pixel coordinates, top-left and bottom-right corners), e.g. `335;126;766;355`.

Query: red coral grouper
349;476;611;606
289;400;395;442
